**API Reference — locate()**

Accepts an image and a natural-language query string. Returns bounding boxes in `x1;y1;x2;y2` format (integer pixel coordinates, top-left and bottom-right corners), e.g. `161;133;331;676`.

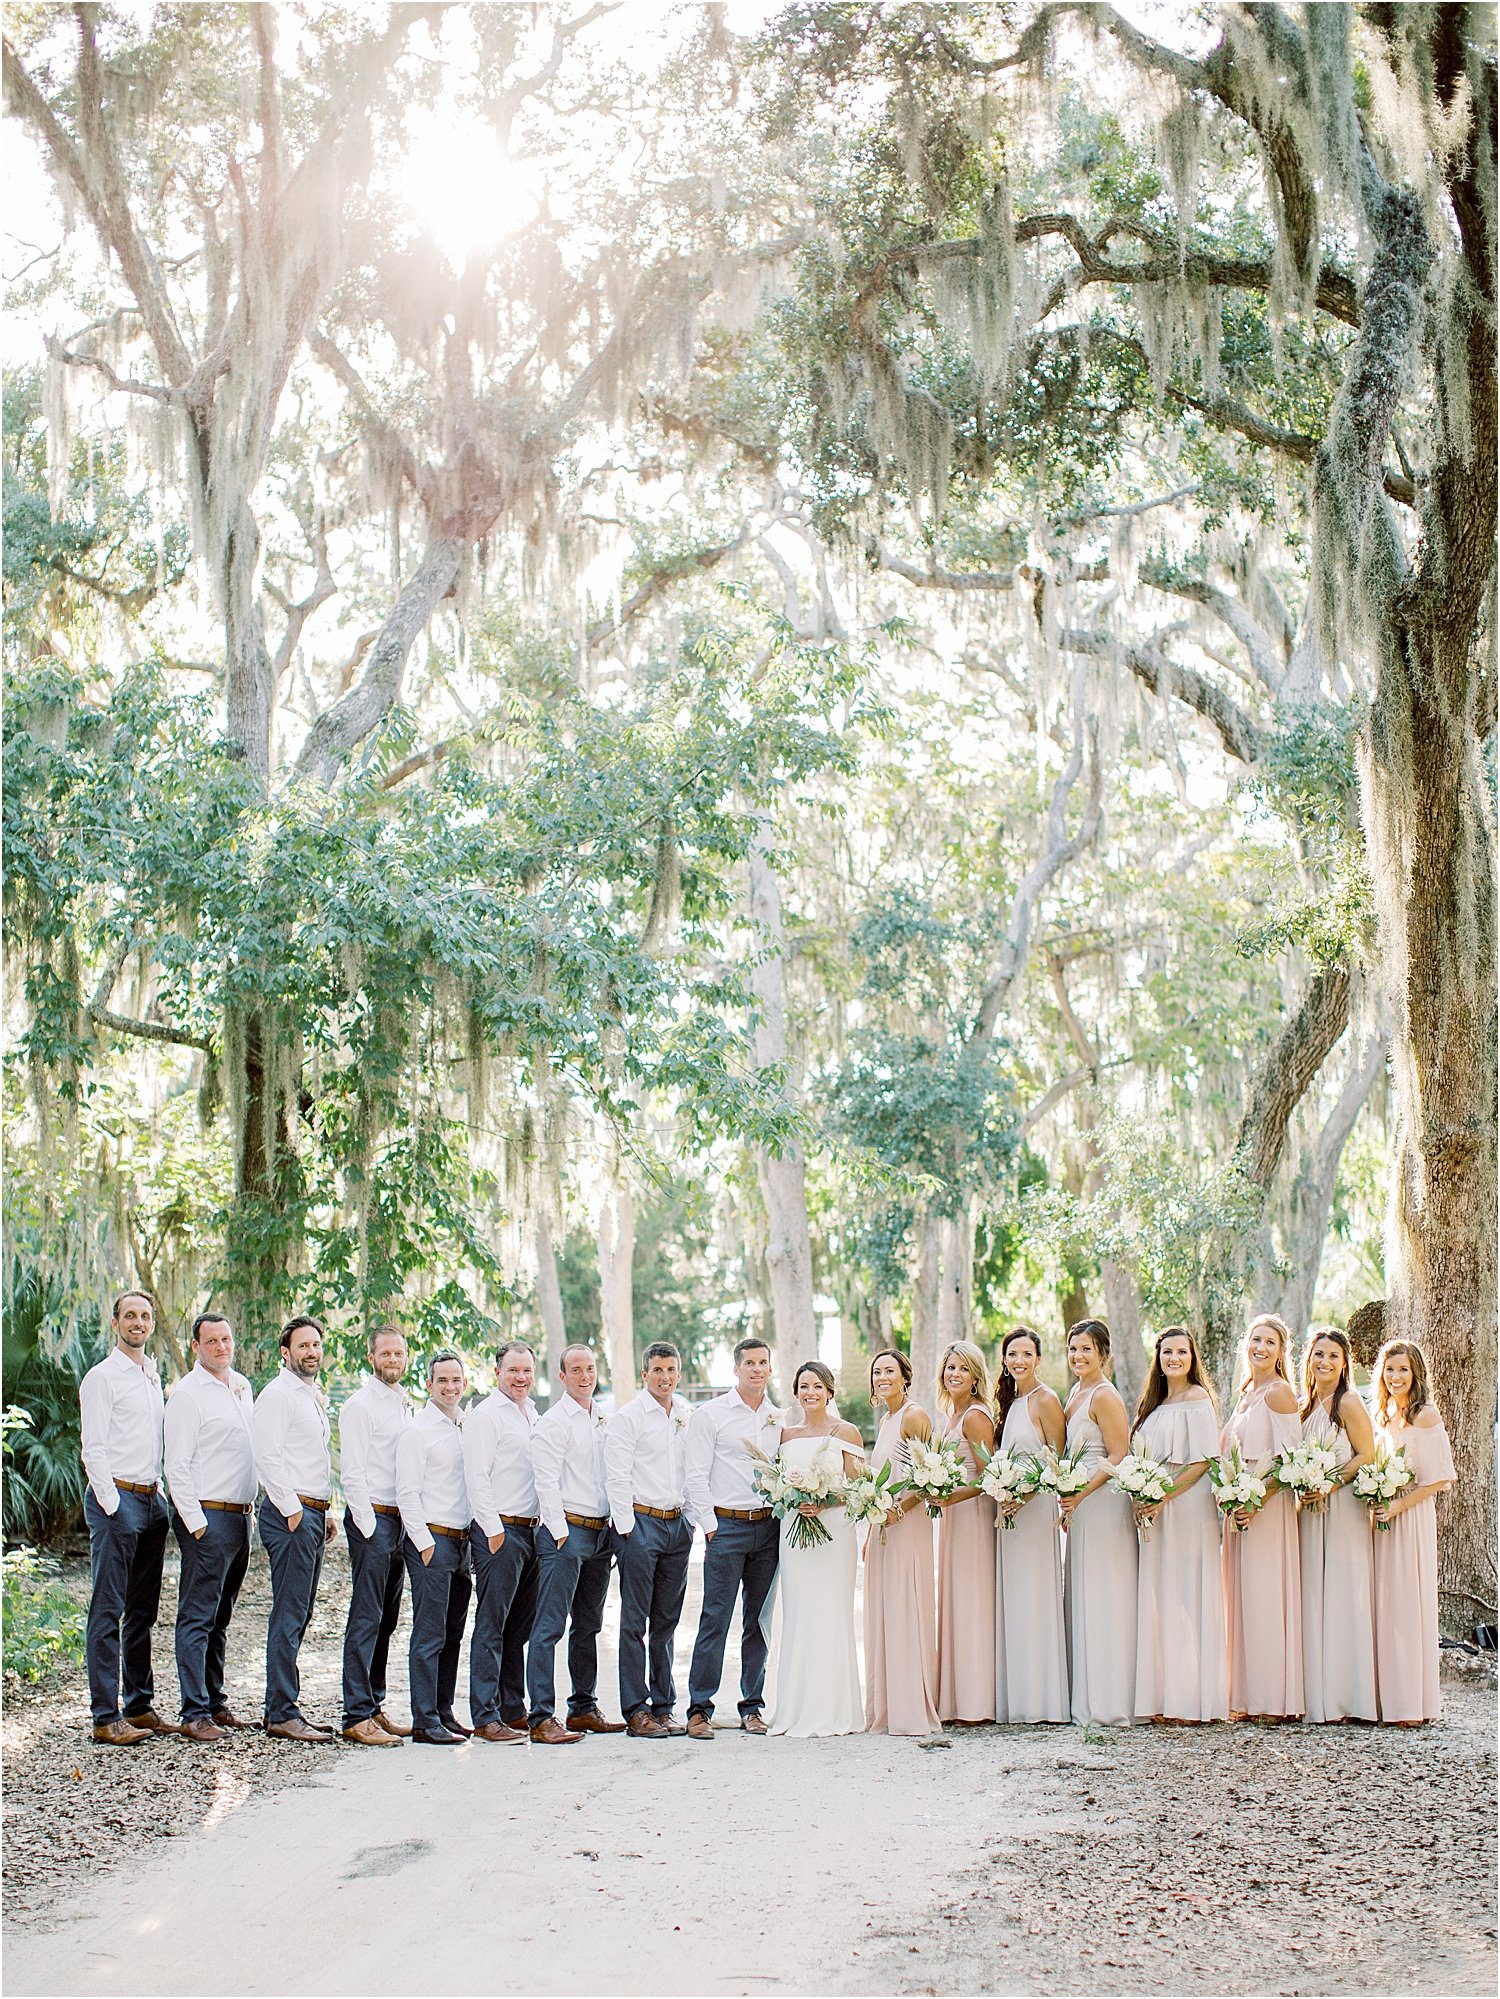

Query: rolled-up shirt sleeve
339;1396;376;1540
532;1414;569;1542
604;1404;637;1536
684;1403;717;1537
79;1368;119;1515
462;1408;501;1541
396;1423;432;1553
253;1386;299;1519
164;1388;206;1535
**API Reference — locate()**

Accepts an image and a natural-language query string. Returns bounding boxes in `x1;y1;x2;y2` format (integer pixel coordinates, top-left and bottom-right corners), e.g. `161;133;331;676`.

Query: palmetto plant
1;1262;103;1544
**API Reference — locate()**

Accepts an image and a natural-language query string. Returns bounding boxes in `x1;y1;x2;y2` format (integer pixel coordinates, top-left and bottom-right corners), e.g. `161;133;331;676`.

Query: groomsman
605;1342;691;1738
463;1342;540;1744
163;1313;257;1740
397;1350;473;1745
253;1315;338;1741
684;1336;781;1739
78;1290;173;1744
338;1324;413;1746
526;1344;625;1744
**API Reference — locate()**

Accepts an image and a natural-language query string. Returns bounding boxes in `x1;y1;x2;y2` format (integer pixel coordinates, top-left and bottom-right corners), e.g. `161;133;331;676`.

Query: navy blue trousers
687;1513;779;1718
402;1534;473;1734
468;1521;539;1728
172;1507;250;1722
614;1511;691;1717
341;1511;405;1728
84;1486;168;1724
525;1522;612;1725
258;1499;326;1725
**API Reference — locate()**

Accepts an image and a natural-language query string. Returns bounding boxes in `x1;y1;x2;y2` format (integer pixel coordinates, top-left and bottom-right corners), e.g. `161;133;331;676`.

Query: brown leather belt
201;1500;251;1515
715;1505;772;1523
427;1522;466;1539
499;1513;538;1528
297;1494;331;1512
634;1504;682;1521
564;1511;607;1530
371;1503;402;1519
114;1479;158;1497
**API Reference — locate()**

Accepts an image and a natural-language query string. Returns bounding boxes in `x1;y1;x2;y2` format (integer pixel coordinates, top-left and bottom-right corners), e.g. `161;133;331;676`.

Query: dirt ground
3;1539;1496;1997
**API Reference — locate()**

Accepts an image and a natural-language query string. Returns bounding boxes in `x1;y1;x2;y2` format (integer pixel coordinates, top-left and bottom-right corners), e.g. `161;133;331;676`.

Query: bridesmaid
992;1326;1069;1723
933;1340;997;1726
1060;1319;1137;1726
1299;1325;1377;1723
1221;1313;1304;1722
1370;1339;1458;1725
863;1349;941;1737
1131;1326;1228;1723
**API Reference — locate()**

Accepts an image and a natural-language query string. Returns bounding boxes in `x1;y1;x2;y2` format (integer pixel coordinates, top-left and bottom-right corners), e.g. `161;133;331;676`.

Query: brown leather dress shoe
569;1708;626;1734
211;1708;256;1731
181;1717;226;1743
342;1718;401;1746
123;1707;180;1735
92;1717;151;1746
740;1712;768;1735
655;1713;688;1735
372;1710;412;1738
472;1721;528;1744
265;1718;335;1742
686;1713;715;1741
625;1710;669;1738
529;1717;582;1744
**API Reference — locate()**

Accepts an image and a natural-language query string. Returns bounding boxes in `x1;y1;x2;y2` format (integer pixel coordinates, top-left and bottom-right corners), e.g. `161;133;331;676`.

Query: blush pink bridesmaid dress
1299;1401;1377;1722
1221;1384;1305;1719
1133;1394;1228;1722
935;1414;996;1723
1372;1413;1457;1723
863;1406;942;1737
994;1389;1069;1723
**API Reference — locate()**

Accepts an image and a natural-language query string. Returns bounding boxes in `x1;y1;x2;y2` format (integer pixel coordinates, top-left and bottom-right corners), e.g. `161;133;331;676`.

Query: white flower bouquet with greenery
976;1444;1041;1528
842;1459;900;1541
901;1436;971;1517
1274;1438;1342;1506
743;1441;843;1548
1351;1438;1415;1528
1039;1441;1094;1500
1110;1451;1177;1540
1207;1440;1268;1530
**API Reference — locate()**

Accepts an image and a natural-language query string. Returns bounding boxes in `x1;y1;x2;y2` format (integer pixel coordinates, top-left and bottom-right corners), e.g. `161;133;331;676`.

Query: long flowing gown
768;1432;863;1737
1064;1383;1137;1726
1372;1414;1457;1723
936;1413;997;1723
1299;1401;1377;1723
994;1391;1069;1723
864;1407;942;1737
1133;1395;1228;1722
1221;1385;1304;1719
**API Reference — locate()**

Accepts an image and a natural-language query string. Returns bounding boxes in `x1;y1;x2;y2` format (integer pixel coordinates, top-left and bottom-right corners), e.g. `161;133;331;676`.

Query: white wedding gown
769;1433;864;1737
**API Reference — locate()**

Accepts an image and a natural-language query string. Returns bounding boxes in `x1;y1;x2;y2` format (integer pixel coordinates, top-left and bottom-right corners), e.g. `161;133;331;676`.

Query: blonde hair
935;1339;992;1417
1234;1312;1295;1397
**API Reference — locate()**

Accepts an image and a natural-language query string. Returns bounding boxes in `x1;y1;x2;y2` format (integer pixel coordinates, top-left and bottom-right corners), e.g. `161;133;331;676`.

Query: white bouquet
1208;1440;1268;1530
1351;1438;1415;1529
744;1442;843;1549
1274;1439;1341;1506
843;1459;901;1541
1109;1451;1177;1541
1039;1442;1095;1500
900;1437;971;1517
977;1444;1042;1528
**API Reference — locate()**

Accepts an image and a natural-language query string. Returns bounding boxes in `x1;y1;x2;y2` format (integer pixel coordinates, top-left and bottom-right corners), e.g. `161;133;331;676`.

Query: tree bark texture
597;1175;635;1403
533;1205;567;1397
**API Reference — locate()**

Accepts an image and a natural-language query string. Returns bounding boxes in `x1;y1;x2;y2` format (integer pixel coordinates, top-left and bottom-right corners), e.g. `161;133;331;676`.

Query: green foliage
1;1263;102;1544
1;1545;86;1683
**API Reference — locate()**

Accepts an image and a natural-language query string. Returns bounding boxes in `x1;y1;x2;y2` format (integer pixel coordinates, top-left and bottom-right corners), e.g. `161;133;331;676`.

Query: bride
769;1360;866;1737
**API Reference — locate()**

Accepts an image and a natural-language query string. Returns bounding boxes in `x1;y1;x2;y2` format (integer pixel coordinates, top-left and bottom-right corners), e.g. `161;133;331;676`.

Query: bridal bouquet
976;1444;1041;1528
1207;1441;1268;1530
1110;1451;1176;1540
1039;1442;1095;1501
842;1460;901;1540
1274;1438;1342;1506
1351;1438;1415;1528
901;1437;971;1517
743;1443;842;1549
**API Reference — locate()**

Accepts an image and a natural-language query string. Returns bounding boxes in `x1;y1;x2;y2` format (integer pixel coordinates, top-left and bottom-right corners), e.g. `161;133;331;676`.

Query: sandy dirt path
4;1542;1495;1996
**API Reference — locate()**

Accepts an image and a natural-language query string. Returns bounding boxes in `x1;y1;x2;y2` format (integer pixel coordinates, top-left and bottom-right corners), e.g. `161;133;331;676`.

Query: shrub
1;1545;85;1682
2;1261;103;1543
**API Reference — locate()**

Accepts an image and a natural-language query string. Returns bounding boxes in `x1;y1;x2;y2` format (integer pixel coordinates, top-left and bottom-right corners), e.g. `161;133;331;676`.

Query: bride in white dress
769;1361;866;1737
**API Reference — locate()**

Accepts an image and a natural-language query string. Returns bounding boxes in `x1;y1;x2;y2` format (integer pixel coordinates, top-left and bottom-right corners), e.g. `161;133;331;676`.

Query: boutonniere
761;1408;779;1431
594;1410;608;1429
672;1409;688;1431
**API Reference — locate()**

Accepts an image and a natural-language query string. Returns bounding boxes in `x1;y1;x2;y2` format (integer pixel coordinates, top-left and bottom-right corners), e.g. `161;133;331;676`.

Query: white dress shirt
396;1400;469;1553
604;1389;689;1534
531;1393;608;1541
79;1346;165;1514
684;1388;783;1536
338;1377;412;1538
252;1368;332;1518
463;1391;539;1538
163;1364;256;1534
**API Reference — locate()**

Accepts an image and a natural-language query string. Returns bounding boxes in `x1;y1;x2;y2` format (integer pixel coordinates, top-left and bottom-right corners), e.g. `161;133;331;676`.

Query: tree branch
1060;626;1270;767
1234;966;1352;1191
